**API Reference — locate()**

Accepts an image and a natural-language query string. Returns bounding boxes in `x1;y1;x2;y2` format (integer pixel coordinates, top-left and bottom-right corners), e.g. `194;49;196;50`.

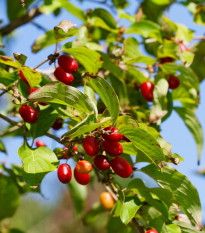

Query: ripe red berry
102;127;124;142
35;140;46;147
121;135;131;142
146;230;158;233
57;164;72;184
52;118;63;130
102;140;123;157
160;57;174;64
19;70;30;87
178;42;189;52
58;55;78;73
19;105;38;124
76;160;92;174
83;136;99;156
111;157;132;178
100;192;115;210
28;87;39;95
73;145;78;151
168;75;180;89
140;81;154;102
74;168;90;185
54;67;74;85
94;155;110;170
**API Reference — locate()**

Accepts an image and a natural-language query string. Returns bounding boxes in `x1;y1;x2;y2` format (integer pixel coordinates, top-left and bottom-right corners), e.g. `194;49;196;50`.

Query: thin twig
0;113;23;127
0;8;41;36
45;132;62;144
31;21;47;32
104;184;118;201
33;58;49;70
0;89;9;97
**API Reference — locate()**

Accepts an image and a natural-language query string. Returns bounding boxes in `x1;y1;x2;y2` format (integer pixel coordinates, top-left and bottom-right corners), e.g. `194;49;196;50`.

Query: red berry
146;230;158;233
54;67;74;85
58;55;78;73
178;42;189;52
83;136;99;156
73;145;78;151
100;192;115;210
102;127;124;142
74;168;90;185
76;160;92;174
62;147;69;159
19;70;30;87
28;87;39;95
35;140;46;147
140;81;154;102
57;164;72;184
102;140;123;157
111;157;132;178
168;75;180;89
160;57;174;64
52;118;63;130
121;135;131;142
94;155;110;170
19;105;38;124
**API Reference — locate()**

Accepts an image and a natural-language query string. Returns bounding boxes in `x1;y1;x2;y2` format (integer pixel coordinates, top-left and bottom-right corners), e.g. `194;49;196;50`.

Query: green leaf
20;66;42;87
89;8;117;32
174;221;205;233
13;53;27;65
68;177;87;217
0;140;7;154
86;76;120;124
128;179;170;220
118;125;165;166
190;41;205;82
180;51;195;67
0;69;19;87
64;116;111;139
101;53;124;81
158;40;180;59
174;107;203;163
141;164;202;228
32;30;55;53
160;63;199;91
120;196;141;225
126;20;162;42
166;224;181;233
18;143;59;186
0;174;20;220
32;24;78;53
83;202;105;225
0;55;19;68
28;82;98;117
28;106;58;138
62;46;102;74
40;0;86;23
150;77;169;123
123;37;142;60
107;217;134;233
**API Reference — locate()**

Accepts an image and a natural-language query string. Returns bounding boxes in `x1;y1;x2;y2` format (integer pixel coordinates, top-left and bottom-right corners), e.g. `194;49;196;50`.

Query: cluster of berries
18;54;78;125
140;42;189;102
56;126;132;186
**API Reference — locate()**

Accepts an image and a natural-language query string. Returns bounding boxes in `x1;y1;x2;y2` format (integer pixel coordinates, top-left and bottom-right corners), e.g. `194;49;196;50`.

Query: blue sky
0;0;205;222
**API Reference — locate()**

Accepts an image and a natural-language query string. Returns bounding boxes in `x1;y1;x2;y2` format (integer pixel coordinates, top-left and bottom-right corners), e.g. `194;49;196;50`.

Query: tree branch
0;8;42;36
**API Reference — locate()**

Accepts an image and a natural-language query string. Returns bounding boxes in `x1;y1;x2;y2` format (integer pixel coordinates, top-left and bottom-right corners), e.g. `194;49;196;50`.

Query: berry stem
33;58;49;70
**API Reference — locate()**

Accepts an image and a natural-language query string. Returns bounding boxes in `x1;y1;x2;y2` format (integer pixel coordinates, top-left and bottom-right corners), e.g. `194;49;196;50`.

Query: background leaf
174;107;203;163
141;164;202;228
0;174;20;220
